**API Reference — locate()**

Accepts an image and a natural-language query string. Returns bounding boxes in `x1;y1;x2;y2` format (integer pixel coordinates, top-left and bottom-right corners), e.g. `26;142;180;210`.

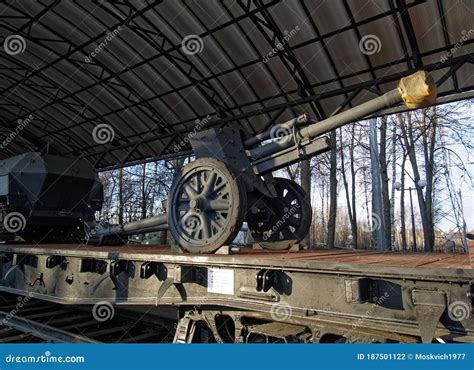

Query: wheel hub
189;197;207;212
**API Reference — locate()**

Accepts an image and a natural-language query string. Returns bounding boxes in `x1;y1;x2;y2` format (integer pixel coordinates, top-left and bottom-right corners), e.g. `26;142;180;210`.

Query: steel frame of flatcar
0;244;472;344
0;293;175;343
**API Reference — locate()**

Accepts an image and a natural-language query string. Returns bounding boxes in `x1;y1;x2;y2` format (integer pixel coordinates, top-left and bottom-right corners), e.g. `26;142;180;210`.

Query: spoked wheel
168;158;247;253
247;178;312;250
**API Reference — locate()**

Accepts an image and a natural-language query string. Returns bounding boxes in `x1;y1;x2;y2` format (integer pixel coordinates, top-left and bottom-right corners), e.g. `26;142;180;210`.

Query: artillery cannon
90;71;436;253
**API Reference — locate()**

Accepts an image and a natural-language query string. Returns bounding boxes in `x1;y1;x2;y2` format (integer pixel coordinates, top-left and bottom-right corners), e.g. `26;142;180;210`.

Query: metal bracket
252;136;331;175
156;265;190;304
155;265;207;304
110;260;128;276
214;245;231;255
173;316;196;344
14;254;37;267
80;259;107;274
344;278;402;308
140;261;160;279
156;278;187;304
292;126;310;158
345;278;371;303
46;255;66;269
256;269;279;292
202;312;225;344
412;289;446;343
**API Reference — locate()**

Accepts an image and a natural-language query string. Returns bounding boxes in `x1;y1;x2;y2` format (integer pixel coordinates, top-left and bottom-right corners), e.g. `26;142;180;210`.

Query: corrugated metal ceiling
0;0;472;169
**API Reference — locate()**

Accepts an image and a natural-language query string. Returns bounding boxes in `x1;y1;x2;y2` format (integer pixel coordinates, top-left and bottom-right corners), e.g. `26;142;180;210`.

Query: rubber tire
167;158;247;253
249;177;312;250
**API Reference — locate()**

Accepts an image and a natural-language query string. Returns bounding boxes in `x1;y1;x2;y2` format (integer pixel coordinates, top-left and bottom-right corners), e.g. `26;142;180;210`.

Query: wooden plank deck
1;244;470;270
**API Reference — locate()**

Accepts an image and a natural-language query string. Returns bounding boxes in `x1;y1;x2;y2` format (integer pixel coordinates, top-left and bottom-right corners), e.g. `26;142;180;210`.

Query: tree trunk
397;114;408;251
421;108;436;252
379;116;391;250
140;164;147;219
362;166;371;244
300;159;311;247
339;129;357;248
402;111;433;252
321;170;326;234
400;153;408;251
118;168;124;225
326;130;338;248
390;118;397;249
350;126;358;247
369;119;386;250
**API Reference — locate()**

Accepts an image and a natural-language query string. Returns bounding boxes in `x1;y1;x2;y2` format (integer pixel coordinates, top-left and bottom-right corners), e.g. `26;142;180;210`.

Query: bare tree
327;130;338;247
390;117;398;248
339;127;357;247
118;168;124;224
379;116;391;249
397;113;408;251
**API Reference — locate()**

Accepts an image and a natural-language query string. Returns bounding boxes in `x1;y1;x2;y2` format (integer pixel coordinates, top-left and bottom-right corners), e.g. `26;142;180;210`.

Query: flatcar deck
0;243;471;278
0;244;472;343
0;243;471;267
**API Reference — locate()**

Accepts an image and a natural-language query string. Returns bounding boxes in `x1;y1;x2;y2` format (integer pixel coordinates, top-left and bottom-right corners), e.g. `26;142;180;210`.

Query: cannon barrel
86;214;168;245
120;214;168;234
243;113;309;148
249;71;436;160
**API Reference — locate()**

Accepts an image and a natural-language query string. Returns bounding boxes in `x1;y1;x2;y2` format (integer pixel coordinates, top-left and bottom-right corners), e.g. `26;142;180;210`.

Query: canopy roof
0;0;473;170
